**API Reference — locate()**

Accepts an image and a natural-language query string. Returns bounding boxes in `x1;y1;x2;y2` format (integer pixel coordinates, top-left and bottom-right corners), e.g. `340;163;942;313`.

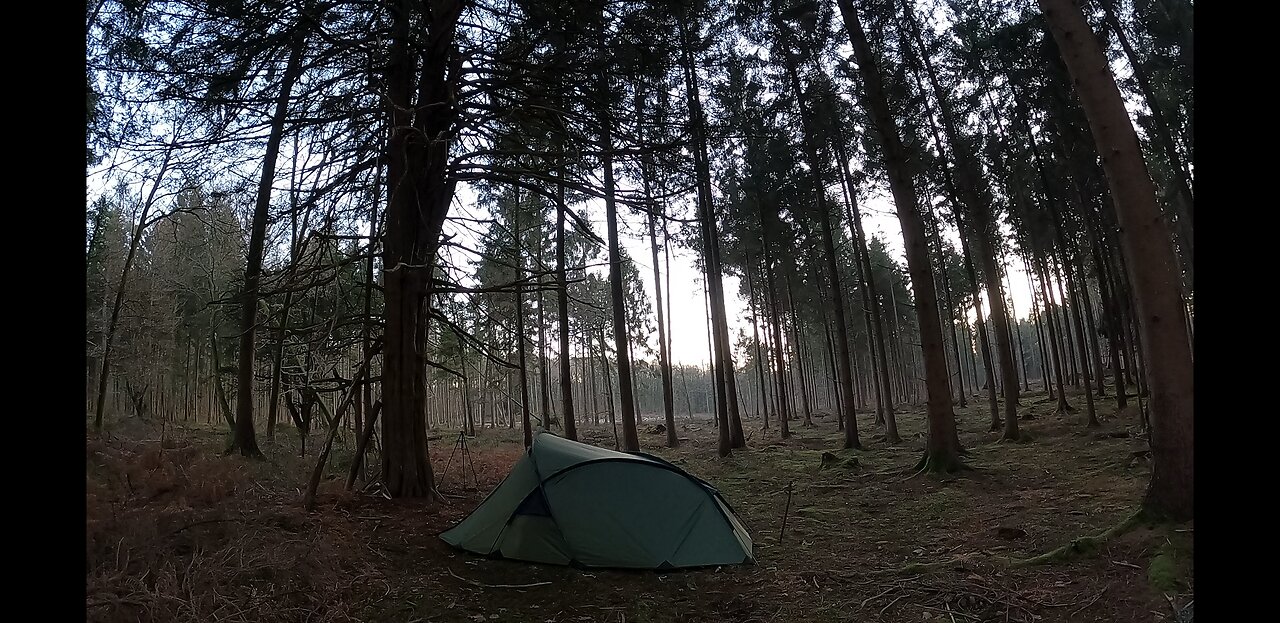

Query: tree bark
1039;0;1193;520
1034;254;1072;415
898;0;1023;438
761;210;792;439
595;57;640;452
556;157;577;441
835;142;895;430
645;192;676;448
679;10;738;454
93;145;174;432
775;28;861;448
746;259;771;430
838;0;956;468
713;235;747;448
379;0;461;498
513;188;533;448
231;33;306;457
1097;0;1193;292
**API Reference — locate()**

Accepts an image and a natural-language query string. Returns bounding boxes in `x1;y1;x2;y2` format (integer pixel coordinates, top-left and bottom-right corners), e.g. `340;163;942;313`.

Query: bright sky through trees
439;181;1040;367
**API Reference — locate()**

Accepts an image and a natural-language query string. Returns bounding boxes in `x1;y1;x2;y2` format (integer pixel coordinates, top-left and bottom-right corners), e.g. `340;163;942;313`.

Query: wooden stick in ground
304;344;381;512
779;481;794;543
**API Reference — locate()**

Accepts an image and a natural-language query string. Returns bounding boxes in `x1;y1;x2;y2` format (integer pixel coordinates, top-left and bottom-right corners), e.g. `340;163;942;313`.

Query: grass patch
1148;532;1193;593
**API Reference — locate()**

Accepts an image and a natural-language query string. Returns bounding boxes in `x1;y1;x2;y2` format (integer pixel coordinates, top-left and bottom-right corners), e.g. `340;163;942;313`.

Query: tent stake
779;481;794;543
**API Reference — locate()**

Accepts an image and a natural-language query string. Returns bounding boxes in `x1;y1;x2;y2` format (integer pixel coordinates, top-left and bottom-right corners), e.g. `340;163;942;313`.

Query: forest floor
86;386;1193;623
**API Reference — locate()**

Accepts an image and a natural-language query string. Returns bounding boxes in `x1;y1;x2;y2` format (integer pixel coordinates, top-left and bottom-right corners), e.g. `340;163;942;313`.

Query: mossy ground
87;384;1191;623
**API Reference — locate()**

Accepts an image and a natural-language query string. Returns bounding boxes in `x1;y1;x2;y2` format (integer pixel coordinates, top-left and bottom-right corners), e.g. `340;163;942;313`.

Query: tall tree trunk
628;338;642;426
596;67;640;452
1087;213;1128;409
1034;255;1072;415
836;147;895;430
210;331;236;430
1050;255;1080;387
679;10;737;454
1053;134;1112;402
1005;266;1031;393
785;276;813;428
1097;0;1193;292
232;33;306;457
775;28;861;448
1077;253;1107;399
1039;0;1193;520
93;143;174;432
1027;255;1051;400
713;233;747;448
461;343;475;436
537;221;551;430
839;0;956;467
588;333;599;425
823;321;841;422
361;163;381;462
1062;249;1099;426
597;329;619;449
646;199;677;448
961;237;1000;433
514;188;533;448
899;0;1022;438
926;205;964;408
1113;249;1145;395
664;214;682;424
556;157;577;441
379;0;461;498
746;259;770;431
703;270;731;454
762;230;791;439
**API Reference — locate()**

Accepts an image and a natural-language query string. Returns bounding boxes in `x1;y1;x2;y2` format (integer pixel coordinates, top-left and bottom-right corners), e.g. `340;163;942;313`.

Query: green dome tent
439;432;753;569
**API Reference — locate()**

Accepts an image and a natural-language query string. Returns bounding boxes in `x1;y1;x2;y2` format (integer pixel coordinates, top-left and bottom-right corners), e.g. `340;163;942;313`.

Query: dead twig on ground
446;568;551;589
167;517;240;536
860;584;898;607
879;594;905;616
920;604;978;621
1069;586;1109;617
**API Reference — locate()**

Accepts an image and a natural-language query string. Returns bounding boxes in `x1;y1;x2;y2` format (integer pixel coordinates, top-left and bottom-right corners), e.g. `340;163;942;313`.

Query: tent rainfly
439;432;754;569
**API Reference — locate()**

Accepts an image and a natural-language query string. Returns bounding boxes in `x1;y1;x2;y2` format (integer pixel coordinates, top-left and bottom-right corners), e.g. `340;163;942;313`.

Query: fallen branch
1069;586;1109;617
918;604;978;621
860;585;898;608
446;568;551;589
303;344;381;513
345;400;383;491
878;554;977;576
878;594;906;616
1012;510;1145;567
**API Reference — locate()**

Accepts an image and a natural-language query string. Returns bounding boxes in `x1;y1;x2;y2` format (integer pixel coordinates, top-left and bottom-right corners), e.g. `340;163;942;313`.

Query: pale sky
86;0;1156;374
446;179;1041;368
88;158;1043;371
